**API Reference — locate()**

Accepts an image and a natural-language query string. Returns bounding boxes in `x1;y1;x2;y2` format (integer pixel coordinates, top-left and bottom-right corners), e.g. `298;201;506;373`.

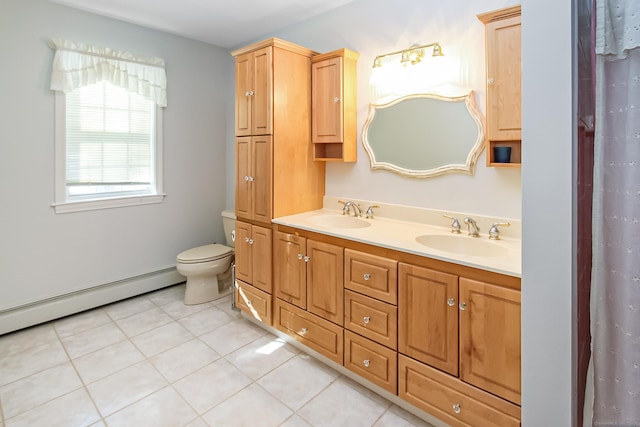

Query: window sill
53;194;166;214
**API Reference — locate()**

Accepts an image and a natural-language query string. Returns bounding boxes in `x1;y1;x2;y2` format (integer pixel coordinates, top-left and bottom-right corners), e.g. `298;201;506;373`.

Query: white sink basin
307;214;371;230
415;234;508;258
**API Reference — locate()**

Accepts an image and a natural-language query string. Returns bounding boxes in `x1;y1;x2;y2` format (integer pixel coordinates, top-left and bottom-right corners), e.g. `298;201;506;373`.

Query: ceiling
49;0;358;48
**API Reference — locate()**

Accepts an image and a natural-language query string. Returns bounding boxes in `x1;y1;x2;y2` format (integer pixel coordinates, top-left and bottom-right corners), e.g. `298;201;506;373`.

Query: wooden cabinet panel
234;221;252;284
275;299;343;365
234;136;272;222
251;136;272;223
235;280;272;325
344;330;397;394
459;278;521;405
398;263;459;376
345;290;397;350
234;53;252;136
274;231;307;309
235;222;272;294
251;47;273;136
307;240;344;325
399;355;520;427
345;249;397;304
311;48;359;162
312;56;342;143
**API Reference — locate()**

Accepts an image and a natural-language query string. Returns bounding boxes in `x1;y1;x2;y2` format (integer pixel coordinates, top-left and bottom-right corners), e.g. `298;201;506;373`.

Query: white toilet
176;210;236;305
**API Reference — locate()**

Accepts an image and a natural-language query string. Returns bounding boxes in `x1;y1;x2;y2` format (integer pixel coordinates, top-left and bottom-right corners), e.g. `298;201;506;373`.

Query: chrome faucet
464;217;480;237
365;205;380;219
443;215;461;234
338;200;363;217
489;222;511;240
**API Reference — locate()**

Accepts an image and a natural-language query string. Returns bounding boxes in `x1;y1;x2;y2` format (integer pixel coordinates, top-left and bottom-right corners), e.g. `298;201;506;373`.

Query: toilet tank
221;210;236;248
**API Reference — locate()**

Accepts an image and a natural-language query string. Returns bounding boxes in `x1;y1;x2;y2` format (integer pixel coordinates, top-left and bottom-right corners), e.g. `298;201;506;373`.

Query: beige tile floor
0;284;434;427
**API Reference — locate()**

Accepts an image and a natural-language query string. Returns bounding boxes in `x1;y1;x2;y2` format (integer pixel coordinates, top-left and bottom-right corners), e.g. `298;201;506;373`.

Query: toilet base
184;273;232;305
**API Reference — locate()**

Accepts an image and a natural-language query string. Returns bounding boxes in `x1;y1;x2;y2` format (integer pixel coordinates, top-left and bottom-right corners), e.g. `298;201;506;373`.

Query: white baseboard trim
0;268;184;335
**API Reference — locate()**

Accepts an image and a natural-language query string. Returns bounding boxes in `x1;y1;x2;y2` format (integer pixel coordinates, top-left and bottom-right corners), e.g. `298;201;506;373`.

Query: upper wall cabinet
478;5;522;167
235;47;273;136
232;38;325;222
311;48;359;162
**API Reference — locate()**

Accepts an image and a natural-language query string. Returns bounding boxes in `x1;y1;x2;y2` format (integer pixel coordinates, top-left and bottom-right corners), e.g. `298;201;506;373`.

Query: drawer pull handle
447;298;456;307
459;302;467;311
363;359;370;368
363;273;371;281
453;403;461;414
300;327;308;335
363;316;370;324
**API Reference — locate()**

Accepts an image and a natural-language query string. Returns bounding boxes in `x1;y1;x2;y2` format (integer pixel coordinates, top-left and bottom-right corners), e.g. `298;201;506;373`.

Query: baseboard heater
0;268;184;335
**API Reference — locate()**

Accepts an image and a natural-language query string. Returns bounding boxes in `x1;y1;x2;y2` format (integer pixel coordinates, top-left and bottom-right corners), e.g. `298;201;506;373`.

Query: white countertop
272;208;522;278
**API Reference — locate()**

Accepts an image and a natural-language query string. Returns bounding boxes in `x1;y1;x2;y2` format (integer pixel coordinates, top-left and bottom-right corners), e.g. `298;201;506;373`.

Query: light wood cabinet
478;5;522;167
459;278;521;405
234;221;272;293
398;262;521;405
345;290;397;350
399;355;520;427
234;279;272;325
345;330;397;394
235;136;272;223
232;38;325;223
398;263;459;376
234;46;272;136
273;231;344;326
311;48;359;162
275;298;343;365
345;249;398;304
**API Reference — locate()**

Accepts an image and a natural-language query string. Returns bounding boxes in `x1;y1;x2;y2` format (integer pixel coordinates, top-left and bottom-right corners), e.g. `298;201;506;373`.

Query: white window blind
65;81;156;199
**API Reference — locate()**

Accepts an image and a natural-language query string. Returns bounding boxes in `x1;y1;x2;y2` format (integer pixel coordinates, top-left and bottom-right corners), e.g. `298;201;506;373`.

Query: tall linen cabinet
231;38;326;325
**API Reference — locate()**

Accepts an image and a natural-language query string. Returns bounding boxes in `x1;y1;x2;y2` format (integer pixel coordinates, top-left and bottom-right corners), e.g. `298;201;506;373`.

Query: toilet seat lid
177;244;233;263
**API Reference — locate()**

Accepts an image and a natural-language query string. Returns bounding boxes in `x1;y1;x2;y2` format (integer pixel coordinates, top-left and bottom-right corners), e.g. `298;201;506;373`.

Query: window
49;39;167;214
54;82;164;213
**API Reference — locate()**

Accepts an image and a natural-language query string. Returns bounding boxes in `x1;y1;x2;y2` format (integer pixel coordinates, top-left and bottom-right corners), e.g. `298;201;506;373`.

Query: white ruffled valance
50;39;167;107
596;0;640;60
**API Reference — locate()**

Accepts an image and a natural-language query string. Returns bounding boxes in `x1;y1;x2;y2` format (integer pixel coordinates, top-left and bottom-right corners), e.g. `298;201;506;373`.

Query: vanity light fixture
372;42;444;68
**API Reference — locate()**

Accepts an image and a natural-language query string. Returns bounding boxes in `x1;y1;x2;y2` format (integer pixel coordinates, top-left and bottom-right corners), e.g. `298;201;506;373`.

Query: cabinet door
251;225;272;293
252;135;272;223
398;263;459;376
274;231;307;309
312;56;343;143
234;221;253;284
235;52;252;136
235;137;252;220
252;46;273;135
459;278;521;405
486;15;521;141
306;240;344;325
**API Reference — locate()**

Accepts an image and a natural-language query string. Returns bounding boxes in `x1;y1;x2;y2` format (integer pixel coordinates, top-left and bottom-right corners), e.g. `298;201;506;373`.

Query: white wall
226;0;521;220
521;0;575;425
0;0;230;313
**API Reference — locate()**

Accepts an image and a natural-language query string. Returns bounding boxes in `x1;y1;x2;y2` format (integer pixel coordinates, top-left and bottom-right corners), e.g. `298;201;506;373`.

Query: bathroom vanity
234;200;522;427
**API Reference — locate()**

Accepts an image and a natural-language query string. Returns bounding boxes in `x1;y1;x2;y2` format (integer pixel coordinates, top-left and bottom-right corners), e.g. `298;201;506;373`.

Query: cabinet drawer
345;249;397;304
345;290;397;350
275;299;343;365
344;330;397;394
399;355;520;427
234;280;272;325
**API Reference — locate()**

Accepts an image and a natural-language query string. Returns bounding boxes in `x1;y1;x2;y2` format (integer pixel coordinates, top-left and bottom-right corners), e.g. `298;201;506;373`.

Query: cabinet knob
246;299;252;306
297;253;304;260
300;327;308;335
334;97;340;103
244;175;254;182
245;90;254;96
363;359;370;368
459;302;467;311
453;403;461;414
363;273;371;281
488;77;495;85
304;256;311;263
363;316;370;324
447;298;456;307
